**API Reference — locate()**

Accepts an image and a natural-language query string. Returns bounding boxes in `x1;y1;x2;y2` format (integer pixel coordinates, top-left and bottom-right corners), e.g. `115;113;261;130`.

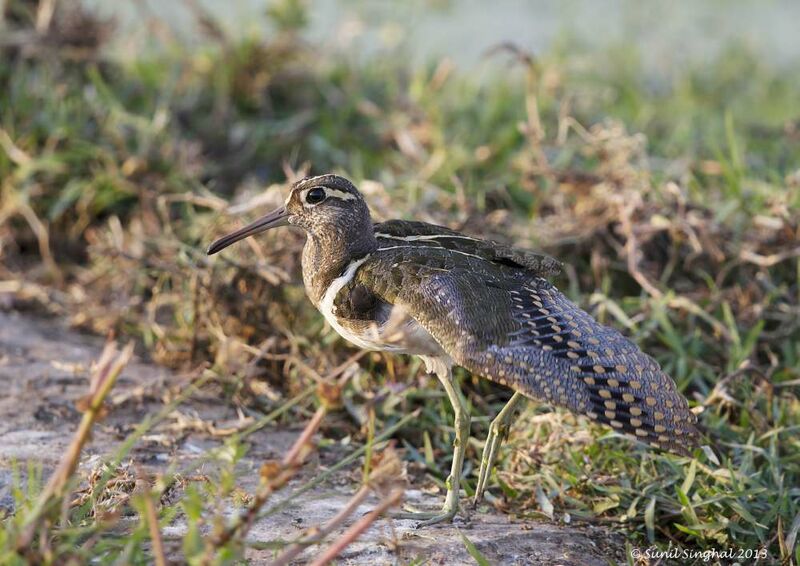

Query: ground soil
0;311;625;564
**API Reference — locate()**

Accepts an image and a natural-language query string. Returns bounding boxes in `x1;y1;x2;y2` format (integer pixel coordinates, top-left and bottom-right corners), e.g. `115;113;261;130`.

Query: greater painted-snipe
208;174;699;526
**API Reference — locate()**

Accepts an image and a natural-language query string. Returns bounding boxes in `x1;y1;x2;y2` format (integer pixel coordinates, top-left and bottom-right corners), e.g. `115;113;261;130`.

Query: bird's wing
357;249;699;454
374;220;562;277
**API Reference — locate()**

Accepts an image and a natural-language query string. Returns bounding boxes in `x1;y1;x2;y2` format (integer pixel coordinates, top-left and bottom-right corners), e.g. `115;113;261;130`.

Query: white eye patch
299;187;358;207
321;187;358;201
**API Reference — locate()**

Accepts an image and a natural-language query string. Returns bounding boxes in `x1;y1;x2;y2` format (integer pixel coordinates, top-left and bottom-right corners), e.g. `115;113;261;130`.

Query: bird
207;174;700;526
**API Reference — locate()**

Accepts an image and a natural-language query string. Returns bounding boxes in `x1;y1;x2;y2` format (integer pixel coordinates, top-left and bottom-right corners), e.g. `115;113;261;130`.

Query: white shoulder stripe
375;244;485;261
375;232;478;242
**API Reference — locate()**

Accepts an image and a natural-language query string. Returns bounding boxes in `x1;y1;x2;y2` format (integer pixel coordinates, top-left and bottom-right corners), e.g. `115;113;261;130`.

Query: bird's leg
392;365;471;527
473;391;525;506
423;367;471;526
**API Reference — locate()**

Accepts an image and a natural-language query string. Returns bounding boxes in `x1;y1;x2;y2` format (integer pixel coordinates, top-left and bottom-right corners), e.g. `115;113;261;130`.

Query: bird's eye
305;187;326;204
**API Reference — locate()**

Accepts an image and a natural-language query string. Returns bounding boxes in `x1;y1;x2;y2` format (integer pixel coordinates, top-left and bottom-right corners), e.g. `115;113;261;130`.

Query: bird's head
207;174;373;255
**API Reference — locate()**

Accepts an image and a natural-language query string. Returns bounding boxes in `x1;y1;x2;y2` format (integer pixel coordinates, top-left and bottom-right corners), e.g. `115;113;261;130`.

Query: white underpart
376;244;486;261
380;301;444;355
318;255;407;352
318;254;445;355
318;256;375;348
375;232;478;242
418;354;453;378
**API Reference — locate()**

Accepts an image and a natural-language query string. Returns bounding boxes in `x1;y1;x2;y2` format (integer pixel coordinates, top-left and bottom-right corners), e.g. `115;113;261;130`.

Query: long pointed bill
207;206;290;255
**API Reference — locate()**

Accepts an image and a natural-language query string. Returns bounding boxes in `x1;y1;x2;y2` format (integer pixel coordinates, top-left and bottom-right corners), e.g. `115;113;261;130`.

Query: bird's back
328;220;699;454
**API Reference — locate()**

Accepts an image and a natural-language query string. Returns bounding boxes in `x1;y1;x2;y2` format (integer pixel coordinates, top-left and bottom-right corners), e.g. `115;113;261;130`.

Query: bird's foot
389;509;439;521
472;392;526;508
389;503;459;528
413;505;458;528
471;489;498;510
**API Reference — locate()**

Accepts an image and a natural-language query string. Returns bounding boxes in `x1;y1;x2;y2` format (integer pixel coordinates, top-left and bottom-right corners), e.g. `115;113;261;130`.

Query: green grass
1;0;799;563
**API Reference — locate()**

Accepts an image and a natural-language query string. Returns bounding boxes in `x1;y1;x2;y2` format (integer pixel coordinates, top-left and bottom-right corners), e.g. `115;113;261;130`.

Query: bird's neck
302;226;377;306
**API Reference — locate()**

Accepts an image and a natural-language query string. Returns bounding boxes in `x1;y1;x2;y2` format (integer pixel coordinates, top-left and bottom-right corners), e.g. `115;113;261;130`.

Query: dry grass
1;0;799;563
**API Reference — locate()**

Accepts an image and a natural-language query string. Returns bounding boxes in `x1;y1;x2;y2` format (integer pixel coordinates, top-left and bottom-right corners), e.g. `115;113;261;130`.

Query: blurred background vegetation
1;0;799;563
